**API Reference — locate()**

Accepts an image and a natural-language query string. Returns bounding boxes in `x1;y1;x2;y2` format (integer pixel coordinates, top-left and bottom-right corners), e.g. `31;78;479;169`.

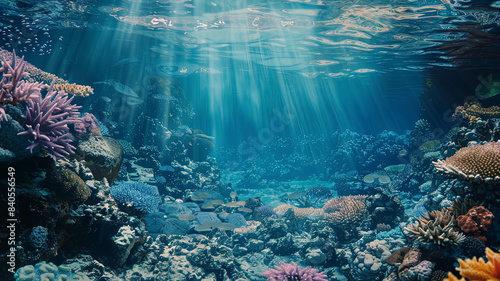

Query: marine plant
18;81;81;158
110;181;162;213
262;262;327;281
433;141;500;184
0;50;44;121
404;207;465;246
444;247;500;281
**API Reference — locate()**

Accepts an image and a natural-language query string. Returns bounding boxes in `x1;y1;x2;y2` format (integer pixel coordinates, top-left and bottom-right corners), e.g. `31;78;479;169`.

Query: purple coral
0;51;44;121
74;113;101;137
263;262;327;281
18;81;81;158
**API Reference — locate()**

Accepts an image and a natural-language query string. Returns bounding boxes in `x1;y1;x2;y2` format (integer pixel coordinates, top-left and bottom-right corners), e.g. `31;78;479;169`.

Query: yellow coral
54;83;94;97
445;248;500;281
433;142;500;184
453;102;500;126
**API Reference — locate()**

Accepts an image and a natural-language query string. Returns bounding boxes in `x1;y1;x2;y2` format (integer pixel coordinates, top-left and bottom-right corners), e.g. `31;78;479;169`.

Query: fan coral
18;81;81;158
263;262;327;281
0;51;44;121
444;248;500;281
110;181;161;213
433;142;500;184
456;206;494;242
404;207;465;246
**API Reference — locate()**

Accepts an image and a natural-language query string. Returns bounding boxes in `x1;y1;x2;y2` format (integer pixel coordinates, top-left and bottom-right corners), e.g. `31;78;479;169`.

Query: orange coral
445;248;500;281
433;142;500;184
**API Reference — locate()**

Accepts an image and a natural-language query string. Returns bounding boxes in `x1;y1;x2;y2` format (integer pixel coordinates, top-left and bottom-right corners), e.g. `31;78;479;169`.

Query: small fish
95;79;139;98
126;96;144;106
152;94;176;101
111;57;141;67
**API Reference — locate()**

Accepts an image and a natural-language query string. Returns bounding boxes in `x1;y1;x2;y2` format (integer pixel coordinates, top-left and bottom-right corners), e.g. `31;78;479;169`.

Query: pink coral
263;262;327;281
0;51;44;121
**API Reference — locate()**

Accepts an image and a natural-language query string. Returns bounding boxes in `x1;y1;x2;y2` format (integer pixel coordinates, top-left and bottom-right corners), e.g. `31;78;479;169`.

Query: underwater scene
1;0;500;280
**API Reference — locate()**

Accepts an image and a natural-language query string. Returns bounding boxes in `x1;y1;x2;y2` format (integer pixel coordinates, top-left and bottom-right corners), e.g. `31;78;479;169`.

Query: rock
76;136;123;183
364;254;374;267
46;162;90;203
111;225;139;266
370;262;382;272
247;239;264;252
306;248;327;265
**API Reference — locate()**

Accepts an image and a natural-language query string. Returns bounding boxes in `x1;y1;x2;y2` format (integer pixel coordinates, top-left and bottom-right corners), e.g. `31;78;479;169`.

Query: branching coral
110;181;161;213
433;142;500;184
404;207;465;246
444;248;500;281
18;81;81;158
263;262;328;281
0;51;44;121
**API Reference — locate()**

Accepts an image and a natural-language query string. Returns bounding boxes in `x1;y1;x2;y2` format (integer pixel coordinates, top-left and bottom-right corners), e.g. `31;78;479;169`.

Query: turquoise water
1;0;500;280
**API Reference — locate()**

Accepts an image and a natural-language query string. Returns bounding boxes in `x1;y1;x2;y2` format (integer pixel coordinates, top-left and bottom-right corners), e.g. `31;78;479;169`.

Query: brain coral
433;141;500;184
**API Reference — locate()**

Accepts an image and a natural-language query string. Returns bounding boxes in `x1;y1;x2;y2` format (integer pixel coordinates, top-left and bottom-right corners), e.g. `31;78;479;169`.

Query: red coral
457;206;495;242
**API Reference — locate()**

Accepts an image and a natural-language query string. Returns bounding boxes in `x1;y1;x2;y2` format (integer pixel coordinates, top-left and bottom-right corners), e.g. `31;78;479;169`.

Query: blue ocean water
1;0;500;280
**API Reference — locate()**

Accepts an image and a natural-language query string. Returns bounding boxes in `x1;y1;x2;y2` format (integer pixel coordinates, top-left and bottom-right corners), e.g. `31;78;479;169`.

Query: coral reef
0;48;94;97
433;141;500;184
453;102;500;126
